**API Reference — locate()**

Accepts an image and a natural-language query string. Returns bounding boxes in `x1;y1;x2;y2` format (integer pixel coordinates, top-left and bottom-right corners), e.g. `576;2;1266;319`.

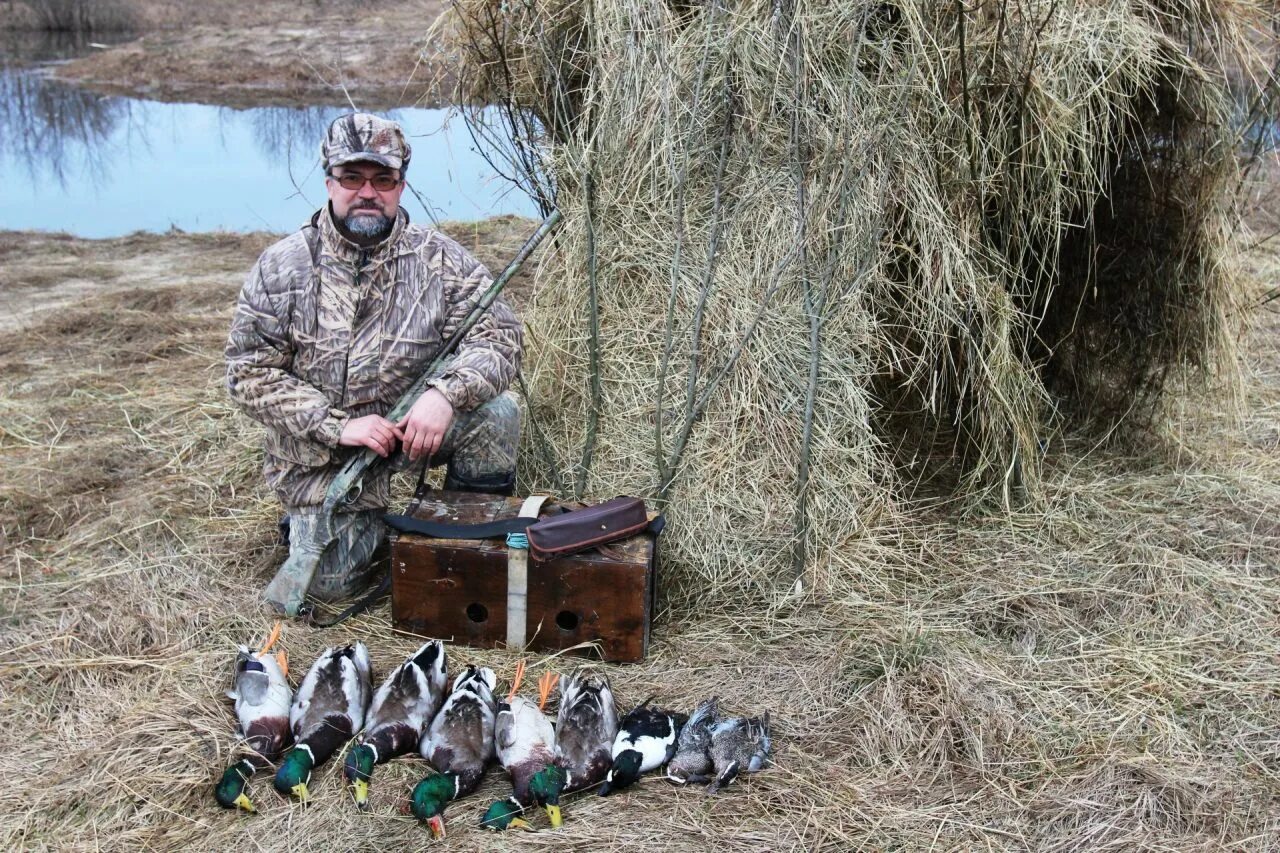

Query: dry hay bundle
442;0;1266;601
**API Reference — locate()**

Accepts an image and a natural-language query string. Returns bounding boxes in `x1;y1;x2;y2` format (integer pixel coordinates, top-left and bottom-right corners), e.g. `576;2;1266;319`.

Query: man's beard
343;207;394;240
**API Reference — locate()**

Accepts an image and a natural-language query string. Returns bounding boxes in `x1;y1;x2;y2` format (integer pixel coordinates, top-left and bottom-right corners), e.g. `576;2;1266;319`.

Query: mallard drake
666;696;719;784
527;672;619;827
707;711;771;792
479;796;533;831
599;697;687;796
482;661;558;830
413;665;499;838
273;642;371;803
214;623;291;813
344;640;448;809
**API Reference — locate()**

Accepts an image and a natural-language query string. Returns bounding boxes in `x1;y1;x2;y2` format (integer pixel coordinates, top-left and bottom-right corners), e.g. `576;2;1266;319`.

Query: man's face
326;161;406;239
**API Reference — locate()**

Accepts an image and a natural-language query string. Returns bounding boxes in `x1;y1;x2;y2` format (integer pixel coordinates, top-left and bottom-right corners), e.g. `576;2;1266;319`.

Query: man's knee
442;392;520;492
474;391;520;438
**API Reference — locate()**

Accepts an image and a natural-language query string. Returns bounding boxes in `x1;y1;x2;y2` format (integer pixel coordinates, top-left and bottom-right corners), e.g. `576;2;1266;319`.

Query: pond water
0;38;536;237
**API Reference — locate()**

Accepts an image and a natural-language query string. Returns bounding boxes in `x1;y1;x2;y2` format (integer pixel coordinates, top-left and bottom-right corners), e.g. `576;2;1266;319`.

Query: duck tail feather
259;621;282;656
537;671;559;711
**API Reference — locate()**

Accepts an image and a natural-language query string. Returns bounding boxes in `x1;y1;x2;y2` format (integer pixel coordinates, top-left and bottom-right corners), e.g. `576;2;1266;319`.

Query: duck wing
555;674;618;788
291;644;372;741
708;712;771;790
668;697;717;781
496;696;556;802
423;669;497;795
364;641;448;757
228;646;293;756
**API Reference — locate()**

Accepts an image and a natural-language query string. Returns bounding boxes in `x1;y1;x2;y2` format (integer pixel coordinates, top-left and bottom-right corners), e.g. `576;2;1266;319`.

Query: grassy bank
2;0;420;30
2;0;450;109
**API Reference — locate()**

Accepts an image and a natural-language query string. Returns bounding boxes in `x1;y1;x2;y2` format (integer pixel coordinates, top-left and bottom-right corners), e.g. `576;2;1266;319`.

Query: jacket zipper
339;249;371;409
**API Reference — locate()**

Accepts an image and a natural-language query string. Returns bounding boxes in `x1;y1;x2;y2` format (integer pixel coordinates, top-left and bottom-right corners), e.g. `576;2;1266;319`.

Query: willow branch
575;167;602;499
655;0;726;490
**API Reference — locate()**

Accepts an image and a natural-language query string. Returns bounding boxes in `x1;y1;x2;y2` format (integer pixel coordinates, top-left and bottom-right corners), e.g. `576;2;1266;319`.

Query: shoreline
2;0;454;111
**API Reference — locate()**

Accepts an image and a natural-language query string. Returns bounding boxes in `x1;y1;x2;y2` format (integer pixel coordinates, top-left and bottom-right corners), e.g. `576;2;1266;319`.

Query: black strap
383;513;539;539
384;509;665;541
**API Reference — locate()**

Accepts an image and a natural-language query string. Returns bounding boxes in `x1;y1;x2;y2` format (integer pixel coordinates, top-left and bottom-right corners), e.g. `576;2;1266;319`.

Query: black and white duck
344;640;448;809
214;623;292;813
527;672;619;827
481;660;558;830
666;696;719;784
599;697;687;796
707;711;771;792
412;665;499;838
273;642;371;803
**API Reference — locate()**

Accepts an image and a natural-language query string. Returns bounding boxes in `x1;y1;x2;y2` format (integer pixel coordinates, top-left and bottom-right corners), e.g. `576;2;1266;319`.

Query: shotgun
263;209;563;617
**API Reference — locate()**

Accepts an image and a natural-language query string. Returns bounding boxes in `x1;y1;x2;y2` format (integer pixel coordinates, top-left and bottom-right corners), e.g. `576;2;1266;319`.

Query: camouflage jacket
225;206;522;508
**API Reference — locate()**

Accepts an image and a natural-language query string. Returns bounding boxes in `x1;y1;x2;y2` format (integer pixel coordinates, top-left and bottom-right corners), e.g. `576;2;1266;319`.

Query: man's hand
397;388;454;462
339;415;404;458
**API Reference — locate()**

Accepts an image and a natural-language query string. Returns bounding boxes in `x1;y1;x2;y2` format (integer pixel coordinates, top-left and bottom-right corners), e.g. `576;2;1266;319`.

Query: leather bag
525;496;660;561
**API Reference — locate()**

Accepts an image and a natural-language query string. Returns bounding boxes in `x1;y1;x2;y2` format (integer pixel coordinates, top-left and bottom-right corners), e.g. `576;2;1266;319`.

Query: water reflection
0;63;127;186
0;37;534;236
249;106;336;163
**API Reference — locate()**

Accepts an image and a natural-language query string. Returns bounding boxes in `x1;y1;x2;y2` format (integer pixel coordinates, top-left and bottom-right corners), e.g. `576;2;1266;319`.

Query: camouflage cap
320;113;412;174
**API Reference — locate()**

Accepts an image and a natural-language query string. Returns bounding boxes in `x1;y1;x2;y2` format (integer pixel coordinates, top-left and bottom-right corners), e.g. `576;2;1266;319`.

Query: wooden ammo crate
389;491;657;663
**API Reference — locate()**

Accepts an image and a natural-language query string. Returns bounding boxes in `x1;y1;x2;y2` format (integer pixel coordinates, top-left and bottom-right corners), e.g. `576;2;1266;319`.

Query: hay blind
444;0;1262;600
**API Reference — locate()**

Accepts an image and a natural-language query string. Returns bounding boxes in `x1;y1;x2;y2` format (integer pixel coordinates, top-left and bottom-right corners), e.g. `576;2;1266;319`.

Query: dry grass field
0;202;1276;849
1;0;1278;846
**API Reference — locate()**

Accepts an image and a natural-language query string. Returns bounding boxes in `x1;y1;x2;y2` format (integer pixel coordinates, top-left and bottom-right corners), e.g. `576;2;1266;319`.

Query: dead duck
707;711;771;792
274;642;372;803
482;661;558;830
479;796;533;832
599;697;687;796
344;640;448;809
413;665;499;838
527;672;619;827
666;696;719;785
214;623;292;813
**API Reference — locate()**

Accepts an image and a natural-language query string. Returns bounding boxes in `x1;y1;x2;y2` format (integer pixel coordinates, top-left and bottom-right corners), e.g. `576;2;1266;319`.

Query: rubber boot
444;469;516;497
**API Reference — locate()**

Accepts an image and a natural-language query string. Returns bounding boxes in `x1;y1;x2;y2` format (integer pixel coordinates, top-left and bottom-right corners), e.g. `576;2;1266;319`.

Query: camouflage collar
315;204;410;264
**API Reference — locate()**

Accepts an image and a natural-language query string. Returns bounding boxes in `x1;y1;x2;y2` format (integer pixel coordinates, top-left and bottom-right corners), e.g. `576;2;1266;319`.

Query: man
226;113;522;614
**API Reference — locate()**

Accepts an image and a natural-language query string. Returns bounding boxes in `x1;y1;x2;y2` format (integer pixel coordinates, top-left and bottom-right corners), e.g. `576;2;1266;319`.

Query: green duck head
480;797;531;831
214;759;257;813
343;744;376;809
599;749;642;796
410;773;458;839
529;765;568;828
273;745;315;803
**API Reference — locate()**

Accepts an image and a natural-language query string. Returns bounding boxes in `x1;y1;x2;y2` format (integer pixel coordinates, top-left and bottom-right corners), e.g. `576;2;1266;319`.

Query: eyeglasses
330;172;402;192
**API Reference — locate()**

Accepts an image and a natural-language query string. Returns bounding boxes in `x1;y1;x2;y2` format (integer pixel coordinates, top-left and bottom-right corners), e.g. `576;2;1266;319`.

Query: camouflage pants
266;392;520;607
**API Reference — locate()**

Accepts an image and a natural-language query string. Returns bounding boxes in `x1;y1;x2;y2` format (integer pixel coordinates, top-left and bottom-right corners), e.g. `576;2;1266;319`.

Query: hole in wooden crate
556;610;579;631
466;603;488;623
